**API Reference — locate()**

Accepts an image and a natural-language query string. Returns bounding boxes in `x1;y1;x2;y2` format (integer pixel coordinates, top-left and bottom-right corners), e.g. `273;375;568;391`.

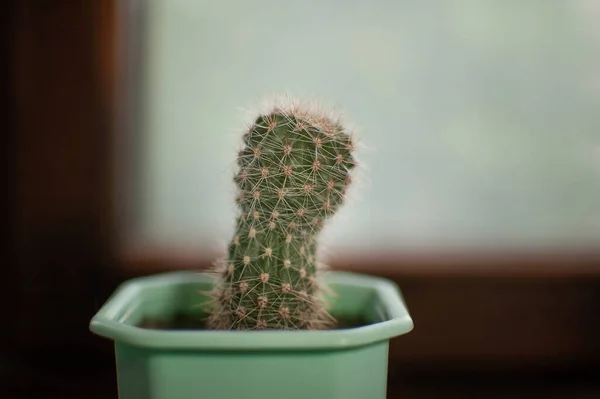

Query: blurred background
3;0;600;398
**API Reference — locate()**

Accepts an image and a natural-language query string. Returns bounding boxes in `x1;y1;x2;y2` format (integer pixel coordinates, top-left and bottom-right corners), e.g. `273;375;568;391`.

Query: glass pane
127;0;600;253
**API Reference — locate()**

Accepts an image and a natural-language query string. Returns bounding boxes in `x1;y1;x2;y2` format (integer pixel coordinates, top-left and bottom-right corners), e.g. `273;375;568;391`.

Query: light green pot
90;271;413;399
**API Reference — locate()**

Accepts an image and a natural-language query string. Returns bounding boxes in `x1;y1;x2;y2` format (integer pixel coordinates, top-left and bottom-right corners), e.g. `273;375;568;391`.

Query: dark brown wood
120;245;600;278
117;248;600;368
2;0;17;332
7;0;119;364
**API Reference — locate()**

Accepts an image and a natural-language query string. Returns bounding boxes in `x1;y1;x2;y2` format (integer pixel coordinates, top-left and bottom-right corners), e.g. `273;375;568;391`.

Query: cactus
207;99;356;330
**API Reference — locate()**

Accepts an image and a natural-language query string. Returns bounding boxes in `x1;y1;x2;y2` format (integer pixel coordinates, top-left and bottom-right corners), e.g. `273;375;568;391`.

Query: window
7;0;598;373
121;0;600;260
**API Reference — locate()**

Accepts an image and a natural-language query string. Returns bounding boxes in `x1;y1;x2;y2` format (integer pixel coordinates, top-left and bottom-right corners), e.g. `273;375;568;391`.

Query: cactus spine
207;99;356;330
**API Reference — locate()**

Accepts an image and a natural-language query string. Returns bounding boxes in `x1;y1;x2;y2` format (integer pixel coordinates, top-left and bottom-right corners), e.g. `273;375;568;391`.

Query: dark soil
137;312;370;330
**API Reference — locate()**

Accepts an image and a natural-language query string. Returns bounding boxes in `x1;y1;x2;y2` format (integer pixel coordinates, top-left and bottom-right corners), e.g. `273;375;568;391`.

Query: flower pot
90;270;413;399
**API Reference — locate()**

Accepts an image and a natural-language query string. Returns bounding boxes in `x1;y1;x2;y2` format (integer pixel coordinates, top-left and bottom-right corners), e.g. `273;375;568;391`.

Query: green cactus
207;100;356;330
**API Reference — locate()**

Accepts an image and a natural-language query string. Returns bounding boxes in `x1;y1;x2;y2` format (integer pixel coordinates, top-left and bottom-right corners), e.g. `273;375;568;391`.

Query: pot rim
89;270;413;351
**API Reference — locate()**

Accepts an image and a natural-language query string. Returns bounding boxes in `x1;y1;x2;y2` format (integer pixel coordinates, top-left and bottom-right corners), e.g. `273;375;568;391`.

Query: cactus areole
207;101;357;331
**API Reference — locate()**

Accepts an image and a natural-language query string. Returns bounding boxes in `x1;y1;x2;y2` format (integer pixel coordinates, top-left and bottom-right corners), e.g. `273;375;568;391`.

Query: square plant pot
90;271;413;399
